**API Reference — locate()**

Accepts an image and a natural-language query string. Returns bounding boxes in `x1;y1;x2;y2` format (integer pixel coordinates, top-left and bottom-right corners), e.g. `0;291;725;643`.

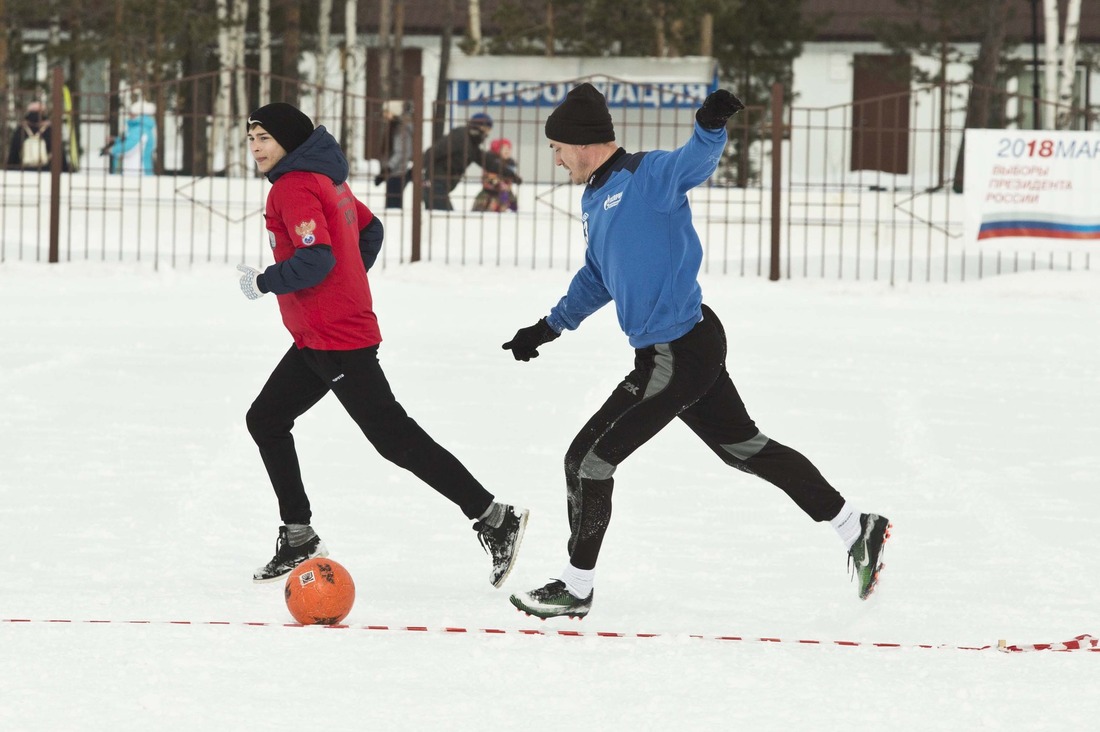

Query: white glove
237;263;265;300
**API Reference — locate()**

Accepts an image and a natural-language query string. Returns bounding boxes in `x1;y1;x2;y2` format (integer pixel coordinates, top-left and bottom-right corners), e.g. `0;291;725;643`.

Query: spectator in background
374;100;413;209
422;112;518;211
472;138;520;213
104;101;156;175
7;101;68;171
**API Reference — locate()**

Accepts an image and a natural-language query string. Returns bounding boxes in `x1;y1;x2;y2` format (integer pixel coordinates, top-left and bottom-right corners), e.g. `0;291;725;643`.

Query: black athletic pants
424;179;454;211
246;344;494;525
565;304;846;570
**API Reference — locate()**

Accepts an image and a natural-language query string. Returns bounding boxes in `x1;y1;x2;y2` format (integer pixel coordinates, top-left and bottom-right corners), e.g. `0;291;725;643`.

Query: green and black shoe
510;579;593;619
848;513;891;600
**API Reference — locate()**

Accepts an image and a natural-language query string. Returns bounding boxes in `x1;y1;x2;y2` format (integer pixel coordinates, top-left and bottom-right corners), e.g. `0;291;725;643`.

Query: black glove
502;318;560;361
374;174;385;186
696;89;745;130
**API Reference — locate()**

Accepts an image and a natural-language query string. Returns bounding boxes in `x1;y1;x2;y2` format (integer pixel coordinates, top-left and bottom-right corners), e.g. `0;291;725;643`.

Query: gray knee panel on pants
720;431;769;461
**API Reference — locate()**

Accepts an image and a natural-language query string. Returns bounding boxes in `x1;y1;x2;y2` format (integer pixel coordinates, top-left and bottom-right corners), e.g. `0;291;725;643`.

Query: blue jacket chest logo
603;191;623;210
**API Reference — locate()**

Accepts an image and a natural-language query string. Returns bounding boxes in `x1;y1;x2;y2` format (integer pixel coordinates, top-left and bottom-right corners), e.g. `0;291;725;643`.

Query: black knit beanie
247;103;314;154
545;83;615;145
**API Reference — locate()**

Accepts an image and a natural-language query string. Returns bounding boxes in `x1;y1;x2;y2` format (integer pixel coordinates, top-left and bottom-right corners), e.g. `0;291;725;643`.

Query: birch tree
317;0;332;113
214;0;233;168
379;0;392;101
468;0;483;55
233;0;249;171
1042;0;1083;129
259;0;271;104
1056;0;1082;129
214;0;249;174
341;0;357;167
1043;0;1059;128
0;0;7;121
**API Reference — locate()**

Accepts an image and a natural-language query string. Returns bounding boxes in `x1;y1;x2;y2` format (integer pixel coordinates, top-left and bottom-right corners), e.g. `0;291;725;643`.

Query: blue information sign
450;79;717;108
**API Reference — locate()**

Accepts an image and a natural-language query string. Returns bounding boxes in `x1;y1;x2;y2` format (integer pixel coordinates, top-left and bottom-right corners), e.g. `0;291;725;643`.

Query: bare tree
340;0;358;162
1057;0;1083;128
282;0;302;105
434;0;454;143
1042;0;1059;128
951;0;1012;192
259;0;271;103
1040;0;1084;129
546;0;555;56
393;0;405;92
317;0;333;113
379;0;392;100
214;0;249;174
0;0;8;128
214;0;233;168
468;0;483;55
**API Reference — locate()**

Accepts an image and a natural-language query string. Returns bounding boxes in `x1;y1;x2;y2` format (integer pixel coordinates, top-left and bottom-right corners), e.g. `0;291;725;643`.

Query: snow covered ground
1;259;1097;730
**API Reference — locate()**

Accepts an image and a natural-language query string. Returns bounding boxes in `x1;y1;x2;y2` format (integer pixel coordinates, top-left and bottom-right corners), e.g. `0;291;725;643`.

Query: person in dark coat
422;112;519;211
7;101;68;171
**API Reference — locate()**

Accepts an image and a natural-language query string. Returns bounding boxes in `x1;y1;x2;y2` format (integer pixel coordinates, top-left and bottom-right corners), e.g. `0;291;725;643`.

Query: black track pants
565;304;846;570
246;344;494;525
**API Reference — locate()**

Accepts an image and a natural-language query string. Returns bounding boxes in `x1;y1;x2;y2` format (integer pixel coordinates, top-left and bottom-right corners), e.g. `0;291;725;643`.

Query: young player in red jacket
237;103;527;588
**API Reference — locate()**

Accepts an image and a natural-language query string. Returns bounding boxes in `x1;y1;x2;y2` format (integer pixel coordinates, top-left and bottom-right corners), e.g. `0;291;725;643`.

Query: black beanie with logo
247;103;315;154
544;83;616;145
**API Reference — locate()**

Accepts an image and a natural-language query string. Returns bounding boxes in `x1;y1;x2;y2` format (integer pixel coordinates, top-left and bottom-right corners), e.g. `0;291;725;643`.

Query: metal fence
1;67;1092;282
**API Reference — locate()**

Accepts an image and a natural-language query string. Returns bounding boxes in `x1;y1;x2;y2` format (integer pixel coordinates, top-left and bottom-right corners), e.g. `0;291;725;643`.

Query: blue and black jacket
546;122;726;348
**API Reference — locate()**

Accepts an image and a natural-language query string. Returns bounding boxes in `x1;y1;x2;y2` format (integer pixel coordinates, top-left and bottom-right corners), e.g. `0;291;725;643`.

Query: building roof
807;0;1100;43
361;0;1100;44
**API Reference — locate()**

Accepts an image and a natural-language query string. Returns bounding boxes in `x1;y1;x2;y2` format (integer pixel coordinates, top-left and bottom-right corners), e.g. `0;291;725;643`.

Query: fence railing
1;67;1092;282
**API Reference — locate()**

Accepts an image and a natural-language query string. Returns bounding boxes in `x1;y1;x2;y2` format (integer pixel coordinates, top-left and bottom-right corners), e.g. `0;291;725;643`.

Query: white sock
830;502;862;550
557;563;595;599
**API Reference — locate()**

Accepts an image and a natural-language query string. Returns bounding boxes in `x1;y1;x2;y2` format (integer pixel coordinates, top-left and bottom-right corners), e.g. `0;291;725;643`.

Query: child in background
473;138;519;212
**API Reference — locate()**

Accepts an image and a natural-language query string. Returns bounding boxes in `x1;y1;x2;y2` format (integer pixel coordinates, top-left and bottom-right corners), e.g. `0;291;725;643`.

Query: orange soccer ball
284;557;356;625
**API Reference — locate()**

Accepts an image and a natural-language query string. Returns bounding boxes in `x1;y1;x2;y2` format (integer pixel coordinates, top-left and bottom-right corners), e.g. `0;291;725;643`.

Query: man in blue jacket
503;83;891;619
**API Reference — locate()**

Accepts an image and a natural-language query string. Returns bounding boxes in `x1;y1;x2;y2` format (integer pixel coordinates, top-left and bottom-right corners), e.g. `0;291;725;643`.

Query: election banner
964;129;1100;248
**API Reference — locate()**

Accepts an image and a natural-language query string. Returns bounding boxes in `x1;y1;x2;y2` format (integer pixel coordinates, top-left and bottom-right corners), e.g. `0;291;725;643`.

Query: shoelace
846;541;867;581
474;521;493;555
261;534;286;571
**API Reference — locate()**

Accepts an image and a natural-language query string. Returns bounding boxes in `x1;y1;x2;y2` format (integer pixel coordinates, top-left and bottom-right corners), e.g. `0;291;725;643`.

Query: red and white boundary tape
2;619;1096;653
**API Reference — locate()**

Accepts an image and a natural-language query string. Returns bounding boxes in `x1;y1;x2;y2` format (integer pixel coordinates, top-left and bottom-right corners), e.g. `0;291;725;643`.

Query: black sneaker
474;504;529;588
252;526;328;584
848;513;891;600
510;579;593;619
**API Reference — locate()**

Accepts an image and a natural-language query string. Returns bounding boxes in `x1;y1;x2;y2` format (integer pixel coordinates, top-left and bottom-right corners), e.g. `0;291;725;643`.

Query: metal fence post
410;75;424;262
48;65;64;264
769;82;783;281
